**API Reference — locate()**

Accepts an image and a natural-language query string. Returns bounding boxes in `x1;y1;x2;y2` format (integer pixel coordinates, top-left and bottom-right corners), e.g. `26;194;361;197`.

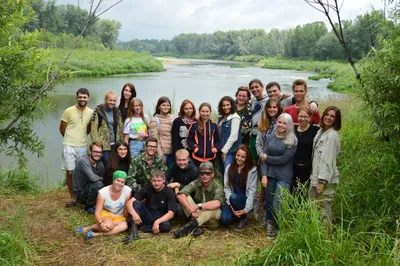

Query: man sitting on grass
123;169;176;243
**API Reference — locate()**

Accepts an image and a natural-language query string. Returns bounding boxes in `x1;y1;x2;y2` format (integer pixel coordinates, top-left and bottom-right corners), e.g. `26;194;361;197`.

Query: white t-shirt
99;185;132;216
123;116;149;139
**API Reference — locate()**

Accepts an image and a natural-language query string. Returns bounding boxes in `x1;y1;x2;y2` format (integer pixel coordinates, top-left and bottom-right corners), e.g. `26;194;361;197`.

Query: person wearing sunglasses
174;161;225;238
127;137;167;193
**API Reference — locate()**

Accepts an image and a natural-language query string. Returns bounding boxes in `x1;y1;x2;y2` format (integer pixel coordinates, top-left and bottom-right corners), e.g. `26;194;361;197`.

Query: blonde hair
126;97;149;128
104;90;117;102
175;149;189;157
274;113;298;148
258;98;283;132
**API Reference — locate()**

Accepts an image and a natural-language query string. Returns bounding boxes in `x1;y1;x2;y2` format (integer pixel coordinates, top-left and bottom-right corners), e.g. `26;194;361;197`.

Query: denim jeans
164;154;174;167
264;177;290;225
218;153;235;184
129;200;171;233
220;193;247;225
101;150;111;166
129;140;145;158
74;180;103;208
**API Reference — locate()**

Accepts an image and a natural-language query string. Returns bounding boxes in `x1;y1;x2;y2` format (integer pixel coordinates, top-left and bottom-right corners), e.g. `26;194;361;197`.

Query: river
1;59;343;186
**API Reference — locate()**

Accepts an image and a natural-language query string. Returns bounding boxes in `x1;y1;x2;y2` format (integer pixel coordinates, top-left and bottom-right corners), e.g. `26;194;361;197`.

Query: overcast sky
57;0;384;41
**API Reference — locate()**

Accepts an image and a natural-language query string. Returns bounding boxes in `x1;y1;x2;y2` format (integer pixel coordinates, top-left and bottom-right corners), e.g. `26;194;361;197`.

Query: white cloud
55;0;385;40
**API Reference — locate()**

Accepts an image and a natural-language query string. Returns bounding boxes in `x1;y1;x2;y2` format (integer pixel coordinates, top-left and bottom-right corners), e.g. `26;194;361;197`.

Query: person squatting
62;79;341;241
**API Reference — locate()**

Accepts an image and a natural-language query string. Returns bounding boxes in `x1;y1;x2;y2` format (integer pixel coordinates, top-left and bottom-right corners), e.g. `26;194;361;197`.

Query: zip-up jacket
186;119;220;162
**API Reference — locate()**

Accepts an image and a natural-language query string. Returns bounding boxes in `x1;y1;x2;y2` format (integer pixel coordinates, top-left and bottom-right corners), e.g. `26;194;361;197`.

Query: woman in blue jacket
186;102;220;167
217;96;241;181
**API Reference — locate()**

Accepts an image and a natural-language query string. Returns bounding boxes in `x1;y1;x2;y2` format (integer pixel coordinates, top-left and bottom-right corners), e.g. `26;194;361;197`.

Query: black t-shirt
165;159;199;189
134;184;176;215
294;125;319;165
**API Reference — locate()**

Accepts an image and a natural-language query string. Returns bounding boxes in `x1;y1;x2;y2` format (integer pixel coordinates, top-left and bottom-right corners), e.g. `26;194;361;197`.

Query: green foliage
0;0;51;166
0;168;40;195
40;49;164;77
36;30;106;50
361;35;400;161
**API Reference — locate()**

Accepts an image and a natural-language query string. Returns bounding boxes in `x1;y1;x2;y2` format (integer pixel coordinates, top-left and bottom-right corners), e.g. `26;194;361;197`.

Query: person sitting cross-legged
123;169;176;243
76;170;132;240
174;161;225;238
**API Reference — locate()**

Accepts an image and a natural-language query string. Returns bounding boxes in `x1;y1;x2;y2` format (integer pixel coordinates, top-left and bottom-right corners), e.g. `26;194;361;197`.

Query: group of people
60;79;341;241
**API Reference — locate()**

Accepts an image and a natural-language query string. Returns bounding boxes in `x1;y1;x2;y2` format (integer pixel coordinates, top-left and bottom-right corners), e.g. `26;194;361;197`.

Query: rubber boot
174;219;199;238
123;222;140;243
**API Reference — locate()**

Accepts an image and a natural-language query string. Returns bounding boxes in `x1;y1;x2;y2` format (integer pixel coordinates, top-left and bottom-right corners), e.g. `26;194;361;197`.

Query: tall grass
0;168;40;196
237;98;399;265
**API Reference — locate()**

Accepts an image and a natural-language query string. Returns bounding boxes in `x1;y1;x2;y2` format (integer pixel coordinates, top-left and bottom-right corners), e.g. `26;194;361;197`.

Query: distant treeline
26;0;120;50
119;10;388;60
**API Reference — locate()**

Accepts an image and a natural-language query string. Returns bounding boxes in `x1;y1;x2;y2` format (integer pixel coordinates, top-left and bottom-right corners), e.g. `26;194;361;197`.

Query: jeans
264;177;290;225
130;200;171;233
217;153;235;184
101;150;111;166
220;193;247;225
129;140;145;158
163;154;174;167
74;180;103;208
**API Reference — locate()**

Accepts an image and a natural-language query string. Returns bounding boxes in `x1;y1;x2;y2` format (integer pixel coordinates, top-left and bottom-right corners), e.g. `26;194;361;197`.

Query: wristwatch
197;203;202;210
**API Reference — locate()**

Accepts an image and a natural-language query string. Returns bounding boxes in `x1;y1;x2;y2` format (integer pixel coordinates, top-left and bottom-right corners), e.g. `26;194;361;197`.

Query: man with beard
72;141;105;214
60;88;94;208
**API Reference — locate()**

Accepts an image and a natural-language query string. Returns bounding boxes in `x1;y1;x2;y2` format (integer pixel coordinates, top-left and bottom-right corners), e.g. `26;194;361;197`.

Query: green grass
40;49;165;77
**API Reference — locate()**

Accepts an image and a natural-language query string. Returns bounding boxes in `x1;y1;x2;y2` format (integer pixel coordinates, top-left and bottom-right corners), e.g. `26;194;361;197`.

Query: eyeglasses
200;171;213;176
92;151;102;154
147;145;157;149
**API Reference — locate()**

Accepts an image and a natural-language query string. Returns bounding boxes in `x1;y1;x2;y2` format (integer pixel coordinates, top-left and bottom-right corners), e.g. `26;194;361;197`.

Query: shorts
101;210;126;222
61;145;87;170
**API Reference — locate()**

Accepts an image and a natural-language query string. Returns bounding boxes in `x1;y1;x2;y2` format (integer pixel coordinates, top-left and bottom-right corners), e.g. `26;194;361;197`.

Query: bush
0;168;40;195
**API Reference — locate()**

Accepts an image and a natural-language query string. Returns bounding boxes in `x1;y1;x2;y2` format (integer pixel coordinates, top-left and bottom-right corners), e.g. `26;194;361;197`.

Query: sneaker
84;207;95;215
235;218;249;231
258;218;267;227
85;230;94;240
266;221;277;240
75;226;85;234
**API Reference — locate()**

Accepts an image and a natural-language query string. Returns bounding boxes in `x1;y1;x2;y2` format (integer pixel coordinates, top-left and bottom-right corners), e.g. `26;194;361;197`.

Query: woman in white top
76;170;132;240
124;98;150;158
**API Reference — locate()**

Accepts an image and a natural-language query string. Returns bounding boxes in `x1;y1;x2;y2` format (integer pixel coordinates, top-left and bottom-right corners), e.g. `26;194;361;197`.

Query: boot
266;220;277;240
123;222;140;243
174;219;199;238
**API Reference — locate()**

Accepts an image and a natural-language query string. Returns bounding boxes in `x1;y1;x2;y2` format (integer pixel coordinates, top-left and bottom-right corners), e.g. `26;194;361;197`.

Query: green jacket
91;104;123;151
178;178;225;205
127;152;168;190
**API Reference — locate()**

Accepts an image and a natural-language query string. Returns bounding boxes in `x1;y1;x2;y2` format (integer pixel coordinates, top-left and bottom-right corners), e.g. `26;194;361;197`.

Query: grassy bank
1;97;398;265
41;49;165;77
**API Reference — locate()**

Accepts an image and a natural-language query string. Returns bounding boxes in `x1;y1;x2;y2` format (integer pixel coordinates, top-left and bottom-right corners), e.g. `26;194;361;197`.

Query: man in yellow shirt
59;88;94;207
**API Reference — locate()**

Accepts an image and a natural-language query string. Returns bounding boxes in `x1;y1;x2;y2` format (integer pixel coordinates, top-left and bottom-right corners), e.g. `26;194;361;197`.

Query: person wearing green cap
76;170;132;240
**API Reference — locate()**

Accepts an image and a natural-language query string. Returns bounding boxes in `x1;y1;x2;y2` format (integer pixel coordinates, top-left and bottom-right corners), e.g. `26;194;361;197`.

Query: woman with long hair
76;170;132;240
149;96;175;166
171;99;196;154
123;98;149;158
118;83;136;122
104;140;131;186
220;145;257;231
293;106;319;192
235;86;252;146
186;102;220;167
217;96;241;179
260;113;297;240
310;106;341;229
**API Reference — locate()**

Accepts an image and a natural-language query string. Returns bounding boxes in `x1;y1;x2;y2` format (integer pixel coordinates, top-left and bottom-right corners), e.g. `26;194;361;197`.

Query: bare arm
201;200;221;211
177;193;197;214
59;121;67;137
126;197;142;224
152;211;175;234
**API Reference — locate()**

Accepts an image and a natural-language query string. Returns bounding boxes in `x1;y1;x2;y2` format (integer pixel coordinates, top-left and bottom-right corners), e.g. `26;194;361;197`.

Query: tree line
119;10;388;60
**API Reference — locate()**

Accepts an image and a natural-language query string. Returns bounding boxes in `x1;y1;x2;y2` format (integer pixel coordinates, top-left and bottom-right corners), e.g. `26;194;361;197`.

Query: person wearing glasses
127;137;167;193
174;162;225;238
72;141;105;214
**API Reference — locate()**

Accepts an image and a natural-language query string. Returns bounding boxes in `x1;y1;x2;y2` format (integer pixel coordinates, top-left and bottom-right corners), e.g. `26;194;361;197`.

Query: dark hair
119;83;136;109
154;96;172;116
90;141;103;151
266;81;281;91
105;141;130;184
146;137;158;146
258;98;283;131
292;79;308;91
76;88;89;97
320;106;342;131
227;145;254;188
235;86;251;100
249;79;263;88
178;99;196;119
218;96;237;116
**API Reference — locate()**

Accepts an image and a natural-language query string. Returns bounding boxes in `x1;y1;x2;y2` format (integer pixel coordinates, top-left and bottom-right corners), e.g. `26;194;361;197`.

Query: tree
98;19;121;49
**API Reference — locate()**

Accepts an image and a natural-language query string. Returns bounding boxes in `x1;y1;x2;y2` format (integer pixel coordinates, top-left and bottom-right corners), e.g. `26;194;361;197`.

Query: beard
78;101;87;107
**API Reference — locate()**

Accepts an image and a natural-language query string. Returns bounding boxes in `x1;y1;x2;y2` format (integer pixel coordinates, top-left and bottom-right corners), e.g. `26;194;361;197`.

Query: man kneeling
123;169;176;243
174;162;225;238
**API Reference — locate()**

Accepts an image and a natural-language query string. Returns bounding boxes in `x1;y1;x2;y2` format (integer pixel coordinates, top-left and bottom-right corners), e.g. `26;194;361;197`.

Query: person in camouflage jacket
127;137;167;192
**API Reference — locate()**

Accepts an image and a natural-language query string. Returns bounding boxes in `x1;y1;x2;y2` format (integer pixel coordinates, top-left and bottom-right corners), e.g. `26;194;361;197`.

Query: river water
1;59;343;186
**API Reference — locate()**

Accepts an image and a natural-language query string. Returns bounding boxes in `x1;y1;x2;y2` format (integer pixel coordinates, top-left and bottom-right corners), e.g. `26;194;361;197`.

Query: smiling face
176;153;190;169
117;145;128;159
90;144;103;161
276;116;288;135
159;102;171;115
297;110;311;128
123;86;132;100
76;93;89;107
323;110;336;129
267;85;281;99
183;103;194;118
105;95;117;109
133;100;143;116
267;102;279;118
235;149;247;167
199;106;211;121
249;82;264;99
222;100;231;115
145;141;158;157
112;178;126;191
236;90;249;105
293;85;307;103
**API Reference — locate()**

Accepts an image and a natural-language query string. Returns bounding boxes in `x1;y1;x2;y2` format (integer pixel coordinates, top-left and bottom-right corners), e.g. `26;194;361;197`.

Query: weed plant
0;168;40;196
